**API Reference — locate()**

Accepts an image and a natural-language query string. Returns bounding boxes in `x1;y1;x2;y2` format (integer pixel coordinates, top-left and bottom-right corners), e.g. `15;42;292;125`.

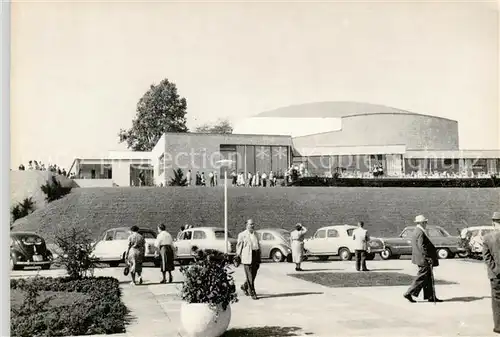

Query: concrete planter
180;302;231;337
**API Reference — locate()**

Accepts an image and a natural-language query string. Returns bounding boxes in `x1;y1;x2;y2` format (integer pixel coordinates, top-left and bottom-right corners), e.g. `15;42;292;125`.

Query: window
140;231;156;239
315;230;326;239
214;231;234;239
183;231;193;240
115;230;129;240
105;231;115;241
262;233;275;241
280;232;291;241
256;146;272;174
193;231;206;240
271;146;288;178
327;229;339;238
428;228;449;237
401;228;415;238
347;229;355;236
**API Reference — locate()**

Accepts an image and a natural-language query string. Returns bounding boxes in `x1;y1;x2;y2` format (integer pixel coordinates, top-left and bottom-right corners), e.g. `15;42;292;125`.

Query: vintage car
10;232;53;270
380;225;465;260
255;228;293;262
459;225;495;258
304;225;385;261
92;227;159;267
174;227;237;264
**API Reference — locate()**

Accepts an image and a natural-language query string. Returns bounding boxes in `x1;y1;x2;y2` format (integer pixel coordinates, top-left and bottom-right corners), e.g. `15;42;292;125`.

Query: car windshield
18;235;42;244
214;230;234;239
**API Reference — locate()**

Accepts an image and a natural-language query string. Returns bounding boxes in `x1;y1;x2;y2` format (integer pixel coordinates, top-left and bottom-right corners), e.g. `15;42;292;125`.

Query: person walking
186;169;192;186
482;212;500;333
125;226;145;286
352;221;370;271
209;171;214;187
290;223;308;271
154;223;175;284
236;219;261;300
403;215;442;303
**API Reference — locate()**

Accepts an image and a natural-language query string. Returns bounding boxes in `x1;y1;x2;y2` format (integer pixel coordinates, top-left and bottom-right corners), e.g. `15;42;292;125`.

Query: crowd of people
184;169;281;187
17;160;73;177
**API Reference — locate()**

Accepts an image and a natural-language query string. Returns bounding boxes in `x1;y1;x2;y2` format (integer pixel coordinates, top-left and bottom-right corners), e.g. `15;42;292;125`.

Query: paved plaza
11;259;496;337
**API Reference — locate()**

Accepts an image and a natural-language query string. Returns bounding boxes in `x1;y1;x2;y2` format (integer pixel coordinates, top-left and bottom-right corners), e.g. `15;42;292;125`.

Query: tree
169;168;188;186
195;118;233;134
11;197;36;227
119;79;188;151
40;176;72;202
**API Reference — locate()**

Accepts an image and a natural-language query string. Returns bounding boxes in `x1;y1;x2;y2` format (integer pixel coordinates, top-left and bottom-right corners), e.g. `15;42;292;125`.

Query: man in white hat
404;214;442;303
482;212;500;333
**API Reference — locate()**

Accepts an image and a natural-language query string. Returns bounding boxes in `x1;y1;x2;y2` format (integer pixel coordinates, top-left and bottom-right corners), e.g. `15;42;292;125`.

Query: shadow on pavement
296;269;342;272
258;291;323;299
443;296;490;302
223;326;304;336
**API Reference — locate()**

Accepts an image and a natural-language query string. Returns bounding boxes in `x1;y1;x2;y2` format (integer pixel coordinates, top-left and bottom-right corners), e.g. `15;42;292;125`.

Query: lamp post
216;159;234;254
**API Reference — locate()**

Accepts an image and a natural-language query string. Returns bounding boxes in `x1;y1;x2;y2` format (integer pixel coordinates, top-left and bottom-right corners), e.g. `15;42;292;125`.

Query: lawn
10;277;128;336
290;272;456;288
13;186;500;243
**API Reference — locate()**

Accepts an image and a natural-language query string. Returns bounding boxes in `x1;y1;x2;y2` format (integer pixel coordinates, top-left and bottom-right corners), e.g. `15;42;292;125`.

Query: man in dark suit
404;214;442;303
482;212;500;333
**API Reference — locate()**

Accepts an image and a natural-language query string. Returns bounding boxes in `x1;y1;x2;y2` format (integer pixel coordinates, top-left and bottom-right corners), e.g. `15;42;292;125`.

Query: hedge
292;177;500;188
11;277;128;337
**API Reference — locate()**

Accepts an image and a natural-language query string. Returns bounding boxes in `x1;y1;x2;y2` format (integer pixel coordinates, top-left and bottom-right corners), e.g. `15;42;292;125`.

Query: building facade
69;102;500;187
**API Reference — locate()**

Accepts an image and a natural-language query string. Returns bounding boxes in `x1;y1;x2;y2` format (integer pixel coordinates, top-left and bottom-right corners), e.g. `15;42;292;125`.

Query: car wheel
365;253;375;261
339;248;352;261
380;248;392;260
318;256;329;261
109;262;120;268
271;249;285;263
41;264;51;270
437;248;450;259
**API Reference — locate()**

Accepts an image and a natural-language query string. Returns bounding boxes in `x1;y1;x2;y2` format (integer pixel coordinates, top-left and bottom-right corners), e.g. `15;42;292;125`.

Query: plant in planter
179;249;238;337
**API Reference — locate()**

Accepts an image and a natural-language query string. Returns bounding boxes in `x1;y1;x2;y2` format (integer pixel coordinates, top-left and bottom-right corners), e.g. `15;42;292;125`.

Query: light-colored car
460;225;495;257
92;227;159;267
304;225;385;261
255;228;293;262
174;227;237;264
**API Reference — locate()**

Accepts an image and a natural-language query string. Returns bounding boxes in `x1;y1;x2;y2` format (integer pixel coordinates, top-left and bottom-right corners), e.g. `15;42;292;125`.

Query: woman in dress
290;223;308;271
125;226;145;285
155;223;175;283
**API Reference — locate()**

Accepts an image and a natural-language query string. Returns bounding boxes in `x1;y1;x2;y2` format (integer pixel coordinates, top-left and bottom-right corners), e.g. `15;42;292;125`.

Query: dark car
380;225;465;260
10;232;53;270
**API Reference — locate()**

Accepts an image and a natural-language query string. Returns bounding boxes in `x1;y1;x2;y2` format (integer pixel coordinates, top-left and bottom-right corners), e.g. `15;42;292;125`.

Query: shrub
10;276;128;337
181;250;237;310
11;197;36;225
54;227;99;279
180;249;238;311
169;168;187;186
40;176;72;202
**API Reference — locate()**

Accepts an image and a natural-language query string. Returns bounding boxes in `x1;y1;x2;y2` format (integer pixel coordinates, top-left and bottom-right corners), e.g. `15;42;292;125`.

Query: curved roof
256;101;452;120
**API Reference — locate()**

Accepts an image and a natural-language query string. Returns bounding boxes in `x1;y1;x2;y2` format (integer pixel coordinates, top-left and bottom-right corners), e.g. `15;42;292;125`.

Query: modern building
70;102;500;187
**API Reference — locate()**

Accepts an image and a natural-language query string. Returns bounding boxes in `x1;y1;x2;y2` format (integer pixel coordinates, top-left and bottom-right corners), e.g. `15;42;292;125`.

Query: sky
10;1;499;169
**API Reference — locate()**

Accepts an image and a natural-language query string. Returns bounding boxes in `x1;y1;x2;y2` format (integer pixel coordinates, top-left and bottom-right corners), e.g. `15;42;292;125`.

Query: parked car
379;225;465;260
92;227;159;267
10;232;53;270
459;225;495;258
304;225;385;261
255;228;293;262
174;227;237;264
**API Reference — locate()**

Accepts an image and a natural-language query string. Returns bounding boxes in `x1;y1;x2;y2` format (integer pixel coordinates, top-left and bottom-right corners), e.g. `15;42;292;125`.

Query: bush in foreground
11;276;128;337
54;227;99;279
11;197;36;226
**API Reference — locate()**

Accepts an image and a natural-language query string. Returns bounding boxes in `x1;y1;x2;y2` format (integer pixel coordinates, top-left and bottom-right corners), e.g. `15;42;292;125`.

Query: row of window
220;145;289;177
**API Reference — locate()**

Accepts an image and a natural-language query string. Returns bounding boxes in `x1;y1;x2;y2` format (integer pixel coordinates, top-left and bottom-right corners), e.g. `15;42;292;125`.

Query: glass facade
220;145;289;178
